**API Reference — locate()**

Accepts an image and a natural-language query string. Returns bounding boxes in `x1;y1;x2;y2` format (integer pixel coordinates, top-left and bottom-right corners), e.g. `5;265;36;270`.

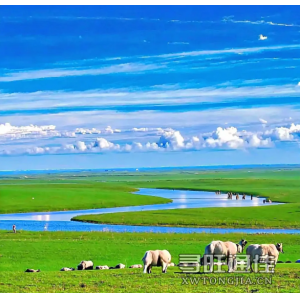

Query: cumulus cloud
75;126;121;135
0;123;56;136
157;129;185;149
264;123;300;141
5;123;300;156
132;127;149;132
0;122;78;141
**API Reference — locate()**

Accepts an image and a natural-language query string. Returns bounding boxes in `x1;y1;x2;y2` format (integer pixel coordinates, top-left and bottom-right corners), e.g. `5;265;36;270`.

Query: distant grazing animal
201;239;247;272
96;265;109;270
60;267;75;271
142;250;171;274
129;264;143;269
77;260;94;270
25;269;40;273
246;243;284;272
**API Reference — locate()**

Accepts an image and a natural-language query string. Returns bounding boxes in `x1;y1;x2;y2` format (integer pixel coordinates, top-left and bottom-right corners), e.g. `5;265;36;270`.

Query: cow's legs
162;261;168;273
143;264;148;273
227;256;234;273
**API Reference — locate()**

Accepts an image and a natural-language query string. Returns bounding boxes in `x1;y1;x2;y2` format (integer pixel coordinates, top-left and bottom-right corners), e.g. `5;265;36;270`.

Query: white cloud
75;126;121;135
103;126;121;134
5;123;300;156
259;34;268;41
157;129;185;150
132;127;149;132
0;123;56;136
203;127;273;149
2;84;300;114
264;123;300;141
0;63;163;82
204;127;245;149
1;44;300;83
75;128;101;134
259;118;268;124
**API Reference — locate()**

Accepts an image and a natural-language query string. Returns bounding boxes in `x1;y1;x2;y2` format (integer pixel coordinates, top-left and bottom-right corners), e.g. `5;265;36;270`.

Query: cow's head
276;243;284;253
238;239;248;252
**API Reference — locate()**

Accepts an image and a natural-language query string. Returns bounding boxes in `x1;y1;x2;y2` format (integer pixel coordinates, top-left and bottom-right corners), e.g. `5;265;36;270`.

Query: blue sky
1;5;300;170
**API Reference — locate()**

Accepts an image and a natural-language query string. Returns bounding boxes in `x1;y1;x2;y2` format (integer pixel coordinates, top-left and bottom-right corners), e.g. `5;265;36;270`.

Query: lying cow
246;243;284;272
201;239;247;272
142;250;171;274
77;260;94;270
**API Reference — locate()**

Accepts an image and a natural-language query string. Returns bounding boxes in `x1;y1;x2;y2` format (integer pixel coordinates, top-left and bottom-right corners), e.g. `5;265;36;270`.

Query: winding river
0;188;297;234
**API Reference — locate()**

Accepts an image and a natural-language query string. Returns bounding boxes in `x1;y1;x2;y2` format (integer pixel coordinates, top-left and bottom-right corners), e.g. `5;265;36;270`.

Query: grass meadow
0;231;299;292
1;168;300;292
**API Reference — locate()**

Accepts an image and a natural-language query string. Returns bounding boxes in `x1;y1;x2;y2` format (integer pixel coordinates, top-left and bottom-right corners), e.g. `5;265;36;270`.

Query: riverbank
72;176;300;229
0;182;170;214
1;169;300;229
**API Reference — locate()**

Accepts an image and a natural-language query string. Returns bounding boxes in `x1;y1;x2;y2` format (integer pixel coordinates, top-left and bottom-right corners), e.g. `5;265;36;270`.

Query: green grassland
73;173;300;229
2;168;300;228
0;231;299;292
0;182;170;214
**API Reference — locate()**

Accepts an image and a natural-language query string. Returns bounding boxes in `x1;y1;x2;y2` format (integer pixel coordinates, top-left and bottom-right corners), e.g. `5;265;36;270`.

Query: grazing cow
25;269;40;273
142;250;171;274
129;264;143;269
96;265;109;270
77;260;94;270
60;267;75;271
201;239;247;272
246;243;284;272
